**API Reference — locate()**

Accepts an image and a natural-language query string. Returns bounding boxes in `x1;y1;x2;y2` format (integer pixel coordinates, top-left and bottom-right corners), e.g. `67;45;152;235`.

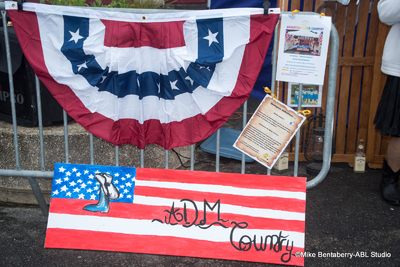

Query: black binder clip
263;0;270;16
17;0;26;12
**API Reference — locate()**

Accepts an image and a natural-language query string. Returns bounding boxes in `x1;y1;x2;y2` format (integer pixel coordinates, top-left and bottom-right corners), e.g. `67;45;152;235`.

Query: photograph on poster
284;29;323;56
276;14;331;85
287;83;322;107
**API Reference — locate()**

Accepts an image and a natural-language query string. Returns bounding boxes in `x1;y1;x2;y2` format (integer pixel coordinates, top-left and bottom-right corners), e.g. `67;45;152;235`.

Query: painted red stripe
135;186;306;213
101;19;186;49
136;168;307;193
49;199;305;233
7;11;279;150
45;228;304;266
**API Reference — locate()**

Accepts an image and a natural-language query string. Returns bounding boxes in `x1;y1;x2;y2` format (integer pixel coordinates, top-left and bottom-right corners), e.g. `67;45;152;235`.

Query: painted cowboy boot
381;159;400;205
83;173;119;213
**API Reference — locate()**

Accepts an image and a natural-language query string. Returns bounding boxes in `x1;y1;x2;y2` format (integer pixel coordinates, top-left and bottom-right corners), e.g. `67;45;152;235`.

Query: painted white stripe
135;179;306;200
133;195;305;221
47;213;305;248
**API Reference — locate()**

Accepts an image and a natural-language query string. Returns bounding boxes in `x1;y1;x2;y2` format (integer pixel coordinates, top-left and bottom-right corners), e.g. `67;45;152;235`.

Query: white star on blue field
51;163;136;203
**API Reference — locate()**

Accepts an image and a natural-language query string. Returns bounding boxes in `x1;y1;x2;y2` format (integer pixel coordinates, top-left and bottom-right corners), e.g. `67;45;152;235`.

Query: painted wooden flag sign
45;163;306;266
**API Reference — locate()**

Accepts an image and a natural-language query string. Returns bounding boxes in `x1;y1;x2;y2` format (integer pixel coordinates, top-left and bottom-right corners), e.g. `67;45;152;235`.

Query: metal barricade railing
0;4;339;216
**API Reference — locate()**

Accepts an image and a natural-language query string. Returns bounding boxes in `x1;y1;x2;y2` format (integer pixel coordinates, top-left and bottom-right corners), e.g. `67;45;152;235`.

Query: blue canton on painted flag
51;163;136;203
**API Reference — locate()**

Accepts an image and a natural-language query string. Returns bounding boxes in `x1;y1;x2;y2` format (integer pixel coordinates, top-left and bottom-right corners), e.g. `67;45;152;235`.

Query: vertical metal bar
267;22;280;176
270;21;280;94
241;100;248;174
306;23;339;188
140;149;144;168
35;76;45;171
90;133;94;165
215;128;220;172
190;144;194;171
165;149;169;169
27;177;49;216
2;11;19;169
63;110;69;163
115;146;119;166
294;83;303;177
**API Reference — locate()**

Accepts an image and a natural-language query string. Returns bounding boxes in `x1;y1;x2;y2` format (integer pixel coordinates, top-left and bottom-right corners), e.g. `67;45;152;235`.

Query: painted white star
80;183;87;189
126;174;131;178
90;194;96;200
126;182;132;187
73;188;80;193
120;185;125;189
69;181;76;187
87;188;93;193
60;185;68;192
77;179;83;183
78;193;85;199
69;29;84;44
84;170;89;174
95;170;100;174
55;178;62;184
115;180;119;184
120;194;124;198
64;177;69;181
127;195;132;199
89;174;94;179
93;186;99;190
66;192;72;197
77;62;87;72
59;166;65;172
115;173;120;177
87;181;92;185
66;171;71;176
76;172;81;177
72;168;78;172
121;178;126;181
52;190;59;195
170;80;179;90
203;29;219;46
124;189;129;194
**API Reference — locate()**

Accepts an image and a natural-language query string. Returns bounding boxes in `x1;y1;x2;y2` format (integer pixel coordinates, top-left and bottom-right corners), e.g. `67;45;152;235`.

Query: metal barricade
0;4;339;216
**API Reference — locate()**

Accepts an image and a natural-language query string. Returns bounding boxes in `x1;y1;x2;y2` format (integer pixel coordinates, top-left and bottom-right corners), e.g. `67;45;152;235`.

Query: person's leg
381;137;400;205
386;136;400;172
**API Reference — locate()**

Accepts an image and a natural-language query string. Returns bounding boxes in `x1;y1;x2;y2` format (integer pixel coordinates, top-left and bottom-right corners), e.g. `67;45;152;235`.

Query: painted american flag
45;163;306;266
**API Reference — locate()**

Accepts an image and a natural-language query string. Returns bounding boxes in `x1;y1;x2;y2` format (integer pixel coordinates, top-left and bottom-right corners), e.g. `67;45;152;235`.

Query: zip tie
320;12;325;18
264;87;277;99
298;110;311;116
292;9;300;16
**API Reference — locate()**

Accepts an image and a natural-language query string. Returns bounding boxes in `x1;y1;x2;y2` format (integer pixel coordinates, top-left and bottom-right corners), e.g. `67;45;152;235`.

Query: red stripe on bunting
101;19;186;48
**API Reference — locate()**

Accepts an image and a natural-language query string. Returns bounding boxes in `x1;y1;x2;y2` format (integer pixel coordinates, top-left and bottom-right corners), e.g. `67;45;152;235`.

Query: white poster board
276;13;331;85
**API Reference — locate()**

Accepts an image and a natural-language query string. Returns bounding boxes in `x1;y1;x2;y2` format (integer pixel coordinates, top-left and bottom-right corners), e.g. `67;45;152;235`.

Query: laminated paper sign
46;163;306;266
234;95;305;169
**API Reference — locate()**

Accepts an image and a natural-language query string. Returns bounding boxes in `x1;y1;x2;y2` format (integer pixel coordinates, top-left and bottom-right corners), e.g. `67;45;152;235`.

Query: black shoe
381;159;400;205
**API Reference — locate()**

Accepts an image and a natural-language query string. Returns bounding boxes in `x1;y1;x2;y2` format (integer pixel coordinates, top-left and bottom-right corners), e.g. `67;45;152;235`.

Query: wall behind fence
277;0;388;167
